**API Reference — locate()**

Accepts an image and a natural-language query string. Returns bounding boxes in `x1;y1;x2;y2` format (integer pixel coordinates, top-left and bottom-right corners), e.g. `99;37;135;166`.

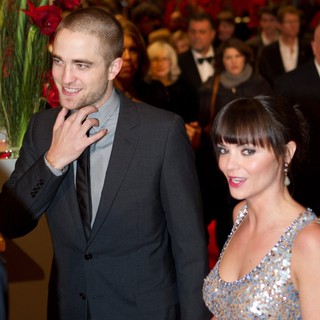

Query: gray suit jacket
0;93;210;320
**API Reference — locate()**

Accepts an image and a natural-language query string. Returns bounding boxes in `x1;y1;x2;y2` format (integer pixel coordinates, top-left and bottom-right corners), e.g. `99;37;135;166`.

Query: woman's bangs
214;115;268;148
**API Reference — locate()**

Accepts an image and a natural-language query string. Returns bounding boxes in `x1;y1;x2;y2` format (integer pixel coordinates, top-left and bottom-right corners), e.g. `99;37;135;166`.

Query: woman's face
217;142;282;202
117;34;139;82
222;47;246;76
149;52;171;82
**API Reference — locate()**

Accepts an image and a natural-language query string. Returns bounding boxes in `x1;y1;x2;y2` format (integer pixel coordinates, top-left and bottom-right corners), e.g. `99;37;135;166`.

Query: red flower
22;1;62;36
42;73;60;108
54;0;81;11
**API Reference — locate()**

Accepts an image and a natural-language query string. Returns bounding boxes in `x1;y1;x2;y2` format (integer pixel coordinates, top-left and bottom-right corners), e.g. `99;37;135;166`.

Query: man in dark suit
259;5;312;88
274;23;320;215
0;8;210;320
246;5;279;74
178;12;219;233
178;12;216;92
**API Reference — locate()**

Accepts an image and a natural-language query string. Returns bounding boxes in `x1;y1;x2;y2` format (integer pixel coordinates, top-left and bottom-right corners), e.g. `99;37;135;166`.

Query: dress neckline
217;206;311;285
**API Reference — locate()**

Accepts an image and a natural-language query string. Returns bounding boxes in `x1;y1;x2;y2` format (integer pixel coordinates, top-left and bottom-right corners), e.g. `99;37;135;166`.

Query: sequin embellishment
203;206;317;319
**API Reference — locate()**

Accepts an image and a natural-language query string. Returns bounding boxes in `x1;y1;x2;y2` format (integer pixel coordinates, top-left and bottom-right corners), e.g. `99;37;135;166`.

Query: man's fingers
89;129;108;144
53;107;69;130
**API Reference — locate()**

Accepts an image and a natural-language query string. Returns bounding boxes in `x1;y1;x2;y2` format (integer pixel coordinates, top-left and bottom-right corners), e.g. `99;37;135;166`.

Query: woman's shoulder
291;214;320;292
232;201;246;223
294;215;320;253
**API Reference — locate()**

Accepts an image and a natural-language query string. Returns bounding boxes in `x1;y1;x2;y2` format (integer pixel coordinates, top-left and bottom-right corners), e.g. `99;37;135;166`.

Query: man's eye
77;64;89;70
52;58;62;64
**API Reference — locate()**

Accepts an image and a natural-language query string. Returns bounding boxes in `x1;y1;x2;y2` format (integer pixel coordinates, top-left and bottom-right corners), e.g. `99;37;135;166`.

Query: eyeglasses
151;57;170;63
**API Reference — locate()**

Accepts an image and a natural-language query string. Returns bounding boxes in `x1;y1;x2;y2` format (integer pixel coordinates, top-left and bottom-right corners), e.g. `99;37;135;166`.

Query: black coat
274;59;320;213
259;39;312;87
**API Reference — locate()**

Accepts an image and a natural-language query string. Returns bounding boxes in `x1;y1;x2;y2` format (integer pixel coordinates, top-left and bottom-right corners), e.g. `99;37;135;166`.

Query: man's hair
277;5;301;23
55;8;124;65
258;5;278;19
187;12;215;30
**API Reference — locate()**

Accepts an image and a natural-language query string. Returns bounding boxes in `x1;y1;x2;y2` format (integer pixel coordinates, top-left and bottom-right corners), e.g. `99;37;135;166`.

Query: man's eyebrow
72;59;94;65
51;54;94;65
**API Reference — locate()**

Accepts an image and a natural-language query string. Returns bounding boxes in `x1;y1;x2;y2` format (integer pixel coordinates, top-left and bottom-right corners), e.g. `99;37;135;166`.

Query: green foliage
0;0;51;147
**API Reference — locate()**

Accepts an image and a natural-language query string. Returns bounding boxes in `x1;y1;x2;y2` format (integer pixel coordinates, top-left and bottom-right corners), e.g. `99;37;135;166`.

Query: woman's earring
284;163;290;186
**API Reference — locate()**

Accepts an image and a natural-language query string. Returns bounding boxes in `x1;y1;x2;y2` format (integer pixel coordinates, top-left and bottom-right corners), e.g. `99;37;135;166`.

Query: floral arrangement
0;0;80;150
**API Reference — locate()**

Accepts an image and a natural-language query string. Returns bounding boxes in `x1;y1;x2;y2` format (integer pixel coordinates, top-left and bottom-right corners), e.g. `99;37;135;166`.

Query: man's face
280;13;300;38
188;20;215;55
218;21;235;42
52;29;112;110
260;13;278;35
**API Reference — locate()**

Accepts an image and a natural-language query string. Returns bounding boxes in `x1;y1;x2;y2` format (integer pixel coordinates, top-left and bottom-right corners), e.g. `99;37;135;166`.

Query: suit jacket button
79;292;86;300
85;253;93;261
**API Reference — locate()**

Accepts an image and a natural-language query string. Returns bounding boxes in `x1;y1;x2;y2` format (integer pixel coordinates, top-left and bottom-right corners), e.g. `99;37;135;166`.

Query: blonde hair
147;41;181;83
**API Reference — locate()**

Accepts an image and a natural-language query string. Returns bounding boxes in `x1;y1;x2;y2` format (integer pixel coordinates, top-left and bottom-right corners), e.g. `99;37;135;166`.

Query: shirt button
84;253;93;261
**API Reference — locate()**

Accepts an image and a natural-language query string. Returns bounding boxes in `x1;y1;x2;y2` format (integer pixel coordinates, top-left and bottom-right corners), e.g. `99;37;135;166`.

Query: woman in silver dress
203;96;320;319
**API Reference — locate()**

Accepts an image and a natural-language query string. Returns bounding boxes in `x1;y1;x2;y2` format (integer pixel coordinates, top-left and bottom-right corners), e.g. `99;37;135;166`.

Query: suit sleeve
0;113;67;238
160;115;211;319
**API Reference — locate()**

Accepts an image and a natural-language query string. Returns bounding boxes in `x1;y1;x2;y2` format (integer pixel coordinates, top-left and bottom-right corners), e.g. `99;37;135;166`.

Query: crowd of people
1;0;320;319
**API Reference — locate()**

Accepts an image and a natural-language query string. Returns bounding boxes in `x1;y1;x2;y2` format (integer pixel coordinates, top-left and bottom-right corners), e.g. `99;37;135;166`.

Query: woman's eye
242;148;255;156
217;146;228;155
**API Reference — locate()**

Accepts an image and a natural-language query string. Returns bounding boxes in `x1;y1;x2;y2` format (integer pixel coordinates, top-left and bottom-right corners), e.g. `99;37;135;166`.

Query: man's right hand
46;106;107;170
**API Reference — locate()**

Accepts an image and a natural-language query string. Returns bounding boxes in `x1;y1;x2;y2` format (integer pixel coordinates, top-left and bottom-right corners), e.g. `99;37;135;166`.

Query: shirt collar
89;89;120;133
192;46;214;60
313;58;320;78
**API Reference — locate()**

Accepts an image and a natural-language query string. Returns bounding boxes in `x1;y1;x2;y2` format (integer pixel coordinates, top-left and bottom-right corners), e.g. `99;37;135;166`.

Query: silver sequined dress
203;206;317;319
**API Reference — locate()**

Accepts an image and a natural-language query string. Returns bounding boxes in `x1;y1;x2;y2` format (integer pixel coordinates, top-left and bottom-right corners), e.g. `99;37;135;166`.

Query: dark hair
131;3;163;23
217;9;235;25
258;5;278;18
211;96;309;169
215;38;254;73
116;15;150;79
187;12;215;30
55;8;124;65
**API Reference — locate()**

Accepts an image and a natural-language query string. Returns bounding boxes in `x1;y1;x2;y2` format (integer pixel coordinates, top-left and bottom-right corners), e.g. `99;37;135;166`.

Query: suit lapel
88;96;139;242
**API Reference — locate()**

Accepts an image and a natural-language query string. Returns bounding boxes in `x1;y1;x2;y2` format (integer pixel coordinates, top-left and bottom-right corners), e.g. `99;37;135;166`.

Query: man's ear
108;57;123;80
285;140;297;164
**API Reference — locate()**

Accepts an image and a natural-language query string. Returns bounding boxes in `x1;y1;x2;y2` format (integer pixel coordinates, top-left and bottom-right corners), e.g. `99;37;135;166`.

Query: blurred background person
170;29;190;54
199;38;273;251
178;12;216;94
212;38;272;117
148;27;171;45
177;12;218;238
114;16;168;108
259;5;312;88
146;40;198;123
213;8;237;49
130;2;163;45
274;23;320;215
246;5;279;73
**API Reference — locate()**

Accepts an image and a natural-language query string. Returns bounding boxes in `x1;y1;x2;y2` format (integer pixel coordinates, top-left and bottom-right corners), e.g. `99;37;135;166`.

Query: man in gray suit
0;8;210;320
